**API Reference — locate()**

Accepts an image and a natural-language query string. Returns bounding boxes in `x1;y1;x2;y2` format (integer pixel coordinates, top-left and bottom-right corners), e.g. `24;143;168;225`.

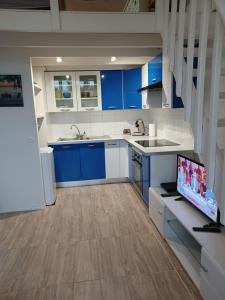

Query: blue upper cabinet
123;67;142;109
101;70;123;110
51;144;81;182
80;142;106;180
148;54;162;85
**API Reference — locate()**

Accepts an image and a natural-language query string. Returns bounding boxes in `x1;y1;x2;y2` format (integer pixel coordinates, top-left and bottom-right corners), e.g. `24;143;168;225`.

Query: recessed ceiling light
101;74;105;79
66;75;70;79
56;57;62;63
111;56;117;62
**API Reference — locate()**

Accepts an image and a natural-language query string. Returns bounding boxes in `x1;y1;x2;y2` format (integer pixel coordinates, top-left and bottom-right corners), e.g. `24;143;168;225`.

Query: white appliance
40;147;56;206
148;123;156;137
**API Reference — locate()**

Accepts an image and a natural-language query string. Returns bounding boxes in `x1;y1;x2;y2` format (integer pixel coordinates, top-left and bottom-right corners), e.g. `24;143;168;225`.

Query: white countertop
48;134;194;155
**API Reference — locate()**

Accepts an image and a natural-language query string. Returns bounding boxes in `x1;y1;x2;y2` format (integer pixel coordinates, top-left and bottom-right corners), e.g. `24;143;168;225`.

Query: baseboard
56;177;129;188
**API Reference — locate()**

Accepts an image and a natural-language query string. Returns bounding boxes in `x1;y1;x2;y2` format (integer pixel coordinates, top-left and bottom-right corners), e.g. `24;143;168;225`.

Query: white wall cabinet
45;72;77;112
76;71;102;111
45;71;102;112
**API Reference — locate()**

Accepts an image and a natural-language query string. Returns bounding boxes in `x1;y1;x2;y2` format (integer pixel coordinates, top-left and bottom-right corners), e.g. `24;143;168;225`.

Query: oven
131;148;143;196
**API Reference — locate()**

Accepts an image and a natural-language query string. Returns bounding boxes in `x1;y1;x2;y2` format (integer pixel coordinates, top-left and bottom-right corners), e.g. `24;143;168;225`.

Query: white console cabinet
149;187;225;299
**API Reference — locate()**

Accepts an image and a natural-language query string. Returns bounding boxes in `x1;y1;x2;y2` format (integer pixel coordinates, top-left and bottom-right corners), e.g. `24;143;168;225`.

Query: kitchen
0;28;199;300
32;52;194;207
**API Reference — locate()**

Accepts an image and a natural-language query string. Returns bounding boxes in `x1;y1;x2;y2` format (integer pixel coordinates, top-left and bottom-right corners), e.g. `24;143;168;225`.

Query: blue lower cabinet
51;144;81;182
142;156;150;205
101;70;123;110
123;68;142;109
80;143;106;180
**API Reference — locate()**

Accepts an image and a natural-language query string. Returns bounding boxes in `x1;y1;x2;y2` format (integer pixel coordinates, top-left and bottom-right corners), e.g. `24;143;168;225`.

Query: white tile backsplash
47;108;193;141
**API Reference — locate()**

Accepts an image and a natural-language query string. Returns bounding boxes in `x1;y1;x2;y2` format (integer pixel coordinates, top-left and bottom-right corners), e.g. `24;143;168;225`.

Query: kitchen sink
57;135;111;141
58;137;90;141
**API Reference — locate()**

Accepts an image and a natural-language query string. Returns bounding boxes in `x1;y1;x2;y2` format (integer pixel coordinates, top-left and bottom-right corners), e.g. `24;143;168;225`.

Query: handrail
214;0;225;27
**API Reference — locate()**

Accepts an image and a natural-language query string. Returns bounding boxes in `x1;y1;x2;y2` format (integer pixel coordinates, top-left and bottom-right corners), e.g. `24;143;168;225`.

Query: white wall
47;110;151;140
46;108;192;143
0;50;45;213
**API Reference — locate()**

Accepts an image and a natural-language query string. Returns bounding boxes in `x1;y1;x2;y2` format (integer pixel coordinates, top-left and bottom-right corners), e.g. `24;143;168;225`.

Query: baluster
175;0;186;97
184;0;197;122
169;0;178;72
206;13;224;190
162;0;170;54
194;0;210;153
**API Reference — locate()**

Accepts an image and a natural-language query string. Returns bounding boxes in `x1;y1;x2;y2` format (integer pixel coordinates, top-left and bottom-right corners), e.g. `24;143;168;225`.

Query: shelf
55;98;73;101
167;219;202;266
81;97;98;100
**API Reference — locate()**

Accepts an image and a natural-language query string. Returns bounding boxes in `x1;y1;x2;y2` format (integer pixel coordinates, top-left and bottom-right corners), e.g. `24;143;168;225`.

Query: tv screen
177;155;218;222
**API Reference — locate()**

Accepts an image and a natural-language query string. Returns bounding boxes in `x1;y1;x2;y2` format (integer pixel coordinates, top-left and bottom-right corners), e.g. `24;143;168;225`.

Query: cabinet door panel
45;72;77;112
105;141;120;178
80;143;106;180
76;71;102;111
119;140;129;178
148;54;162;85
52;144;81;182
123;68;142;109
101;70;123;110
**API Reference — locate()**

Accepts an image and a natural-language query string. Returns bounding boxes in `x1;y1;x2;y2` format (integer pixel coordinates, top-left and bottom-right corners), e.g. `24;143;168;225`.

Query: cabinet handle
61;145;72;149
107;106;116;109
129;105;137;108
60;108;71;112
88;144;96;147
85;108;94;111
152;78;157;82
107;143;117;146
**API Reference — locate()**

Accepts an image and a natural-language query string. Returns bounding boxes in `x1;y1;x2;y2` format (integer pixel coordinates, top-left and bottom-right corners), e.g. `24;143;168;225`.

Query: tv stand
174;196;185;201
149;187;225;300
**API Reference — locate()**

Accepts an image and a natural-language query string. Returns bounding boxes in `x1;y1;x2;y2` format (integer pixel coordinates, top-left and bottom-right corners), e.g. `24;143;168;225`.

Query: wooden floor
0;183;202;300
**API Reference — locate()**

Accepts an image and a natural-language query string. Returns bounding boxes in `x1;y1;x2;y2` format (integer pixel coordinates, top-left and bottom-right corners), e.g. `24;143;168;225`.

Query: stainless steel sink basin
57;135;111;142
57;137;90;141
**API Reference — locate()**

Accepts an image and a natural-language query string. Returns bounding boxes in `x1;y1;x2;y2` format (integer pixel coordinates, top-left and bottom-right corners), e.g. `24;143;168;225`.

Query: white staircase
162;0;225;223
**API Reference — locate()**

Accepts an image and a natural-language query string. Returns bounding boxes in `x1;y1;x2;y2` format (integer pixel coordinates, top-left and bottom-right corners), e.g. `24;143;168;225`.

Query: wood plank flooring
0;183;202;300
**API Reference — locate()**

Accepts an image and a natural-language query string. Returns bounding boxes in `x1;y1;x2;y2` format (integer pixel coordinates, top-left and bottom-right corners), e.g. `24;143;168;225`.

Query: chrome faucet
70;124;81;139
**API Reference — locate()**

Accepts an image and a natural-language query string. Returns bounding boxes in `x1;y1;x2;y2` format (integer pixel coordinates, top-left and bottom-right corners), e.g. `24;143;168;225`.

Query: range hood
138;81;162;93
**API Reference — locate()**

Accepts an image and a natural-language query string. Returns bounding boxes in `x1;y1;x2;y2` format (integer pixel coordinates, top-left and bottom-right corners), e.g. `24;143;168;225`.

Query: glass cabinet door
76;72;101;111
52;73;76;111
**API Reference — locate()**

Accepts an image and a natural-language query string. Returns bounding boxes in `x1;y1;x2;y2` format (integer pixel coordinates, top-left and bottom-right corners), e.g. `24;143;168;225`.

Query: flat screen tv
177;154;218;223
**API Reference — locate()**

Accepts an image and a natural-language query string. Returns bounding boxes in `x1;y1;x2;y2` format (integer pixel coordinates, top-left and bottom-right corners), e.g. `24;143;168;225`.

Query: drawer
149;188;165;213
149;204;164;236
200;248;225;300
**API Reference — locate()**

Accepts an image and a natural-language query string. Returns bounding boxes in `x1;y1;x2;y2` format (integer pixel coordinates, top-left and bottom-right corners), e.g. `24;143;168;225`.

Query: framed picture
0;75;24;107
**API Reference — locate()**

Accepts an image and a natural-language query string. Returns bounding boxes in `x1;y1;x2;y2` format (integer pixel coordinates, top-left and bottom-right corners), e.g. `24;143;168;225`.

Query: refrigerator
40;147;56;206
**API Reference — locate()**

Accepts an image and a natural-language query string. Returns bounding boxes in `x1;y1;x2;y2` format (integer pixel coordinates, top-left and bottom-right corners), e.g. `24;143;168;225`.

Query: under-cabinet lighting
111;56;117;62
56;57;62;63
